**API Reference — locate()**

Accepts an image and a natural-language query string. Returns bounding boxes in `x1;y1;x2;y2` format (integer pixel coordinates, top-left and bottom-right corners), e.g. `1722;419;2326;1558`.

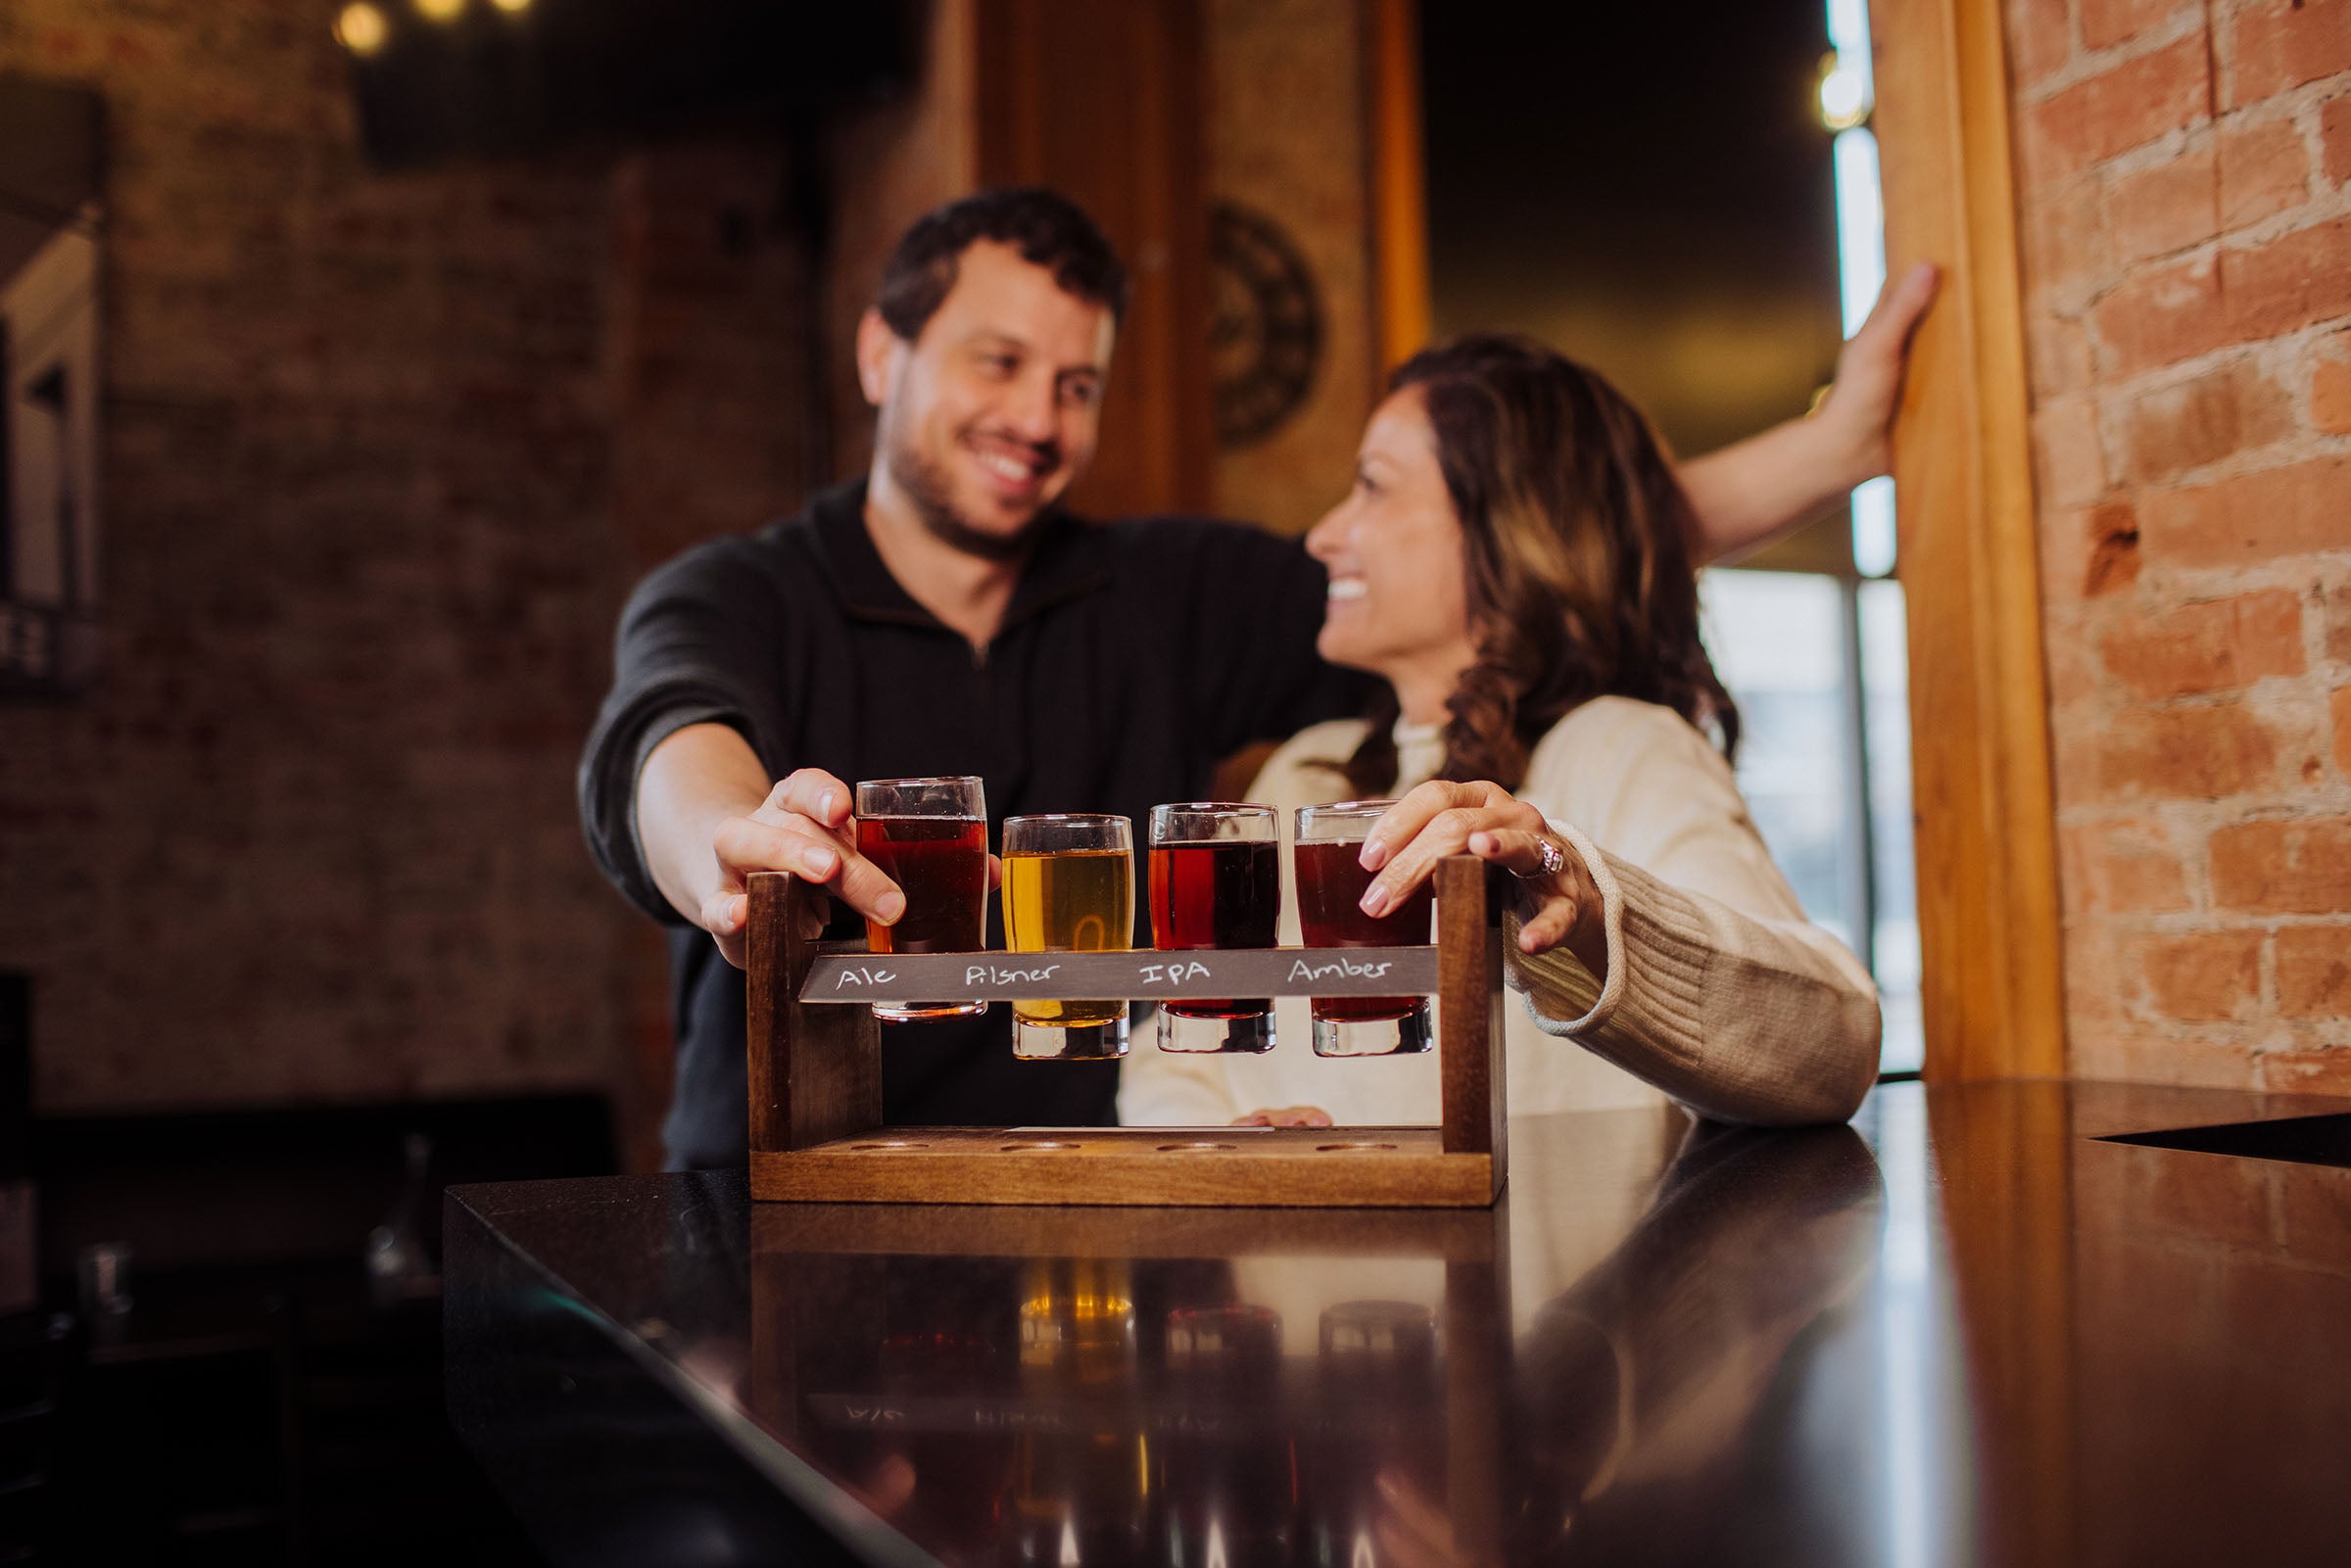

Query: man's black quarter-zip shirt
579;480;1365;1168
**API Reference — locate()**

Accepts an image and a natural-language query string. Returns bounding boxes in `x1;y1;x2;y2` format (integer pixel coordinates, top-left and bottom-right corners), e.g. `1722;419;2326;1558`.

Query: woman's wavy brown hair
1335;334;1740;797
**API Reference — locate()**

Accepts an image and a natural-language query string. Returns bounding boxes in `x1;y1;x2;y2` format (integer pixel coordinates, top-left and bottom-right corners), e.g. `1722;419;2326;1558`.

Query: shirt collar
809;477;1112;632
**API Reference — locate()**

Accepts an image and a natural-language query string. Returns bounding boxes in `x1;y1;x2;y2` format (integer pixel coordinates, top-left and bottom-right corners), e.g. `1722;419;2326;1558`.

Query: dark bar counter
446;1081;2351;1567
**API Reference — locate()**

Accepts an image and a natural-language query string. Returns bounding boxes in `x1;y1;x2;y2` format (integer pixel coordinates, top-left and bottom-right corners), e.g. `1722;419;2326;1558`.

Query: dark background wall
1422;0;1846;462
0;2;841;1146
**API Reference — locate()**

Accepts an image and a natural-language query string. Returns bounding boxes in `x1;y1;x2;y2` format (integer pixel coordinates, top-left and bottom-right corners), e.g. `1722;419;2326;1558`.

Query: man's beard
886;426;1055;564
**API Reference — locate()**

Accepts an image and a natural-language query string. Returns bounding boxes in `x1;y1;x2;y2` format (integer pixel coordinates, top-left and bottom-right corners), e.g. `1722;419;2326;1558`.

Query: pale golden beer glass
1001;813;1135;1060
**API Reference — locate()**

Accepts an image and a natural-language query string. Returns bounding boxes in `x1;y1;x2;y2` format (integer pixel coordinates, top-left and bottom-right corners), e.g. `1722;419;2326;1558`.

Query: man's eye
1060;381;1099;408
981;354;1017;375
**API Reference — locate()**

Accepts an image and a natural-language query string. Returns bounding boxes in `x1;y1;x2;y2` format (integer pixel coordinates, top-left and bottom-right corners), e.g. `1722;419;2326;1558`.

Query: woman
1120;336;1881;1129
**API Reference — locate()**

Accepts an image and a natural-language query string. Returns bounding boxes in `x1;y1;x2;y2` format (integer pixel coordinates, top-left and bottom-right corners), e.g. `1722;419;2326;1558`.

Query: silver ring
1517;835;1566;879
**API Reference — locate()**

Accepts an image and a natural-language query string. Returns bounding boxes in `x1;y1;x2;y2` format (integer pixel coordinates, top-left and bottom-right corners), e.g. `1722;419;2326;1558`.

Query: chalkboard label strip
798;946;1439;1003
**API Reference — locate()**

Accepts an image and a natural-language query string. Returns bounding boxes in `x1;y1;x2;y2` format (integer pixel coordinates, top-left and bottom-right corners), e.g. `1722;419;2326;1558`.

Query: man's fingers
766;767;854;830
701;889;748;939
1232;1106;1333;1128
1464;827;1553;878
712;816;905;924
713;817;843;883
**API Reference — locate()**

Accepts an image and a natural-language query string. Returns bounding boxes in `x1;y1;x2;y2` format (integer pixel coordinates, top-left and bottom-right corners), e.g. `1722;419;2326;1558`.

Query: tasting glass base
1311;1001;1434;1058
1157;1009;1275;1054
1012;1015;1129;1060
873;1000;989;1022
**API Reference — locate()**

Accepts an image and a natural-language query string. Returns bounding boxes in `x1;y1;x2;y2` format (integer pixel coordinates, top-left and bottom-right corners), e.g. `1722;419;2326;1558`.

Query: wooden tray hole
999;1140;1080;1152
1156;1141;1238;1153
849;1140;931;1151
1318;1141;1401;1152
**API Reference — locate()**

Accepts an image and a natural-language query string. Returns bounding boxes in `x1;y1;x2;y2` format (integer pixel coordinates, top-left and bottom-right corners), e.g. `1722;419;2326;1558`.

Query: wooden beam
1364;0;1430;372
1872;0;2066;1079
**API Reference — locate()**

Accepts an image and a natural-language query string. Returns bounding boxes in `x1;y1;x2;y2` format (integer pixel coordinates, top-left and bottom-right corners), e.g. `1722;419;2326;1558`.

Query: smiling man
578;188;1935;1169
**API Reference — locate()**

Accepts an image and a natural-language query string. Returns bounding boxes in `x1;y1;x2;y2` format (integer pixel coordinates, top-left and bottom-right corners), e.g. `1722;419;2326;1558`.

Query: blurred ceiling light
415;0;466;22
1818;52;1872;130
333;1;389;54
490;0;532;11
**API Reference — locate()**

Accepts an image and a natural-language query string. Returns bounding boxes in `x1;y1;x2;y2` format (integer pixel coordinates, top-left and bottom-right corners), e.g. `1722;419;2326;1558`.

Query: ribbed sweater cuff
1510;824;1711;1049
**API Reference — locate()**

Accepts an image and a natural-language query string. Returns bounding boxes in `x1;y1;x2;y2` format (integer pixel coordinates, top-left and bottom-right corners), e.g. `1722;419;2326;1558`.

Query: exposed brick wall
2013;0;2351;1091
0;4;817;1144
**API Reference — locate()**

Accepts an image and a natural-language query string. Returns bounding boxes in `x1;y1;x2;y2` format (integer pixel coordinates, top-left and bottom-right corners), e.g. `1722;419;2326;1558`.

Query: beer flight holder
744;857;1511;1210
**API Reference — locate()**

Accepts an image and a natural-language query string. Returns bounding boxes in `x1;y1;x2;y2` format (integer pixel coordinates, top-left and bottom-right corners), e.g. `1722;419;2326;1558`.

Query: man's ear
855;308;902;408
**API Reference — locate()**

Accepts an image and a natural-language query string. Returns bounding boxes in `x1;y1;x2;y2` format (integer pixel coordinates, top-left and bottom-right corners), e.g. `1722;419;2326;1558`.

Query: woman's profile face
1306;388;1478;703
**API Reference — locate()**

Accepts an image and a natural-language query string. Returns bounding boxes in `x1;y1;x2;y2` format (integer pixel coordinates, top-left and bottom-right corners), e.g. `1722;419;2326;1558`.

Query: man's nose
1003;370;1060;444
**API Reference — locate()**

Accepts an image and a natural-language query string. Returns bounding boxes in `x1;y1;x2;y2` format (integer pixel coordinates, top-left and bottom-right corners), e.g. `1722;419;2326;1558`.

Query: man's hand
702;768;909;968
1677;260;1941;566
1813;260;1942;485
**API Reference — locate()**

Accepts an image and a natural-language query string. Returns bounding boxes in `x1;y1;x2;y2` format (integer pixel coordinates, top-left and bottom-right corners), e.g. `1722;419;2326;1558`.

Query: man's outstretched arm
1679;261;1941;566
637;725;905;970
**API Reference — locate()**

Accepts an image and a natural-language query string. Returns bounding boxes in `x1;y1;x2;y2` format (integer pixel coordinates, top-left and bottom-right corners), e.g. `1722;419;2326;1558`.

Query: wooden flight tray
744;856;1510;1208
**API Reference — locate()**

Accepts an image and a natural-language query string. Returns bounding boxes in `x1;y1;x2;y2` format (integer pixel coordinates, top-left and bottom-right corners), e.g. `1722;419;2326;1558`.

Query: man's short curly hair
876;187;1129;342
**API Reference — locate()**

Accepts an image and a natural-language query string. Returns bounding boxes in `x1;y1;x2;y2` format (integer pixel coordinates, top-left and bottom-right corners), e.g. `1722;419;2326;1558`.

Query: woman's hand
1232;1106;1334;1128
1357;781;1607;975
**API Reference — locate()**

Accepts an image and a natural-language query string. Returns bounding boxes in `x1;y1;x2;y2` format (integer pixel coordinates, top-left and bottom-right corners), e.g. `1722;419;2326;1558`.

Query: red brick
2036;397;2110;503
2092;254;2231;373
2220;215;2351;340
2211;816;2351;912
2139;455;2351;567
2082;0;2195;51
2333;685;2351;779
2124;357;2294;479
2311;331;2351;434
2010;0;2076;85
2068;824;2195;912
2029;314;2096;395
2043;498;2144;600
2328;581;2351;661
2218;118;2310;229
2094;589;2306;698
2227;0;2351;108
2110;144;2217;262
2045;615;2105;706
2025;189;2118;299
2258;1048;2351;1095
2135;929;2265;1021
2024;35;2214;183
2088;698;2300;799
2277;924;2351;1014
2325;97;2351;185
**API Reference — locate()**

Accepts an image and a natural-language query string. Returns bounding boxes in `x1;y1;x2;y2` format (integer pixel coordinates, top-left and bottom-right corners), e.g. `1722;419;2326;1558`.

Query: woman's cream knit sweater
1116;696;1883;1128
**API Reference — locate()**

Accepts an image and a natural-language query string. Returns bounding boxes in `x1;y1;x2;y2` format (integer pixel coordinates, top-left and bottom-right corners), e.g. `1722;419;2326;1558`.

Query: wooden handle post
745;870;883;1157
1435;857;1509;1196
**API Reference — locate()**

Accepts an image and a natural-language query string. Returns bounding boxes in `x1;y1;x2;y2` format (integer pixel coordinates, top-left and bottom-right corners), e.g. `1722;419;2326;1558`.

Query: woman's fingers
1357;780;1485;872
1231;1105;1344;1128
1359;784;1541;918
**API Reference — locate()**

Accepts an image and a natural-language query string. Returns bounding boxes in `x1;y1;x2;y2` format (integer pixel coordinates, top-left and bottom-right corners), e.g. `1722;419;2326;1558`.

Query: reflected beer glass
1294;801;1435;1056
854;776;988;1022
1001;813;1134;1059
1148;803;1279;1053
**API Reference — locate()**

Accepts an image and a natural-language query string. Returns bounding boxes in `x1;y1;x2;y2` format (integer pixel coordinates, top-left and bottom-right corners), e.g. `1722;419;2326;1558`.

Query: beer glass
1293;801;1435;1056
1001;813;1134;1059
1147;803;1279;1053
854;776;988;1022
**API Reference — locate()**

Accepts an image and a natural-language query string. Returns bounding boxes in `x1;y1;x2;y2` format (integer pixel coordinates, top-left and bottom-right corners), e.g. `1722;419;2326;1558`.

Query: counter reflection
748;1120;1882;1566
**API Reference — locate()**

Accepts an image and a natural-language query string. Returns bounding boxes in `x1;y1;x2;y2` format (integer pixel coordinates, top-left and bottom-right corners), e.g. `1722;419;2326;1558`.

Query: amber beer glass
1147;803;1279;1053
854;776;988;1022
1001;813;1134;1059
1293;801;1435;1056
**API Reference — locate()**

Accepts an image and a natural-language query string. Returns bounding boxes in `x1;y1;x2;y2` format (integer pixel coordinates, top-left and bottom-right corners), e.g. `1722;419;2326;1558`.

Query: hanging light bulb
333;1;389;55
